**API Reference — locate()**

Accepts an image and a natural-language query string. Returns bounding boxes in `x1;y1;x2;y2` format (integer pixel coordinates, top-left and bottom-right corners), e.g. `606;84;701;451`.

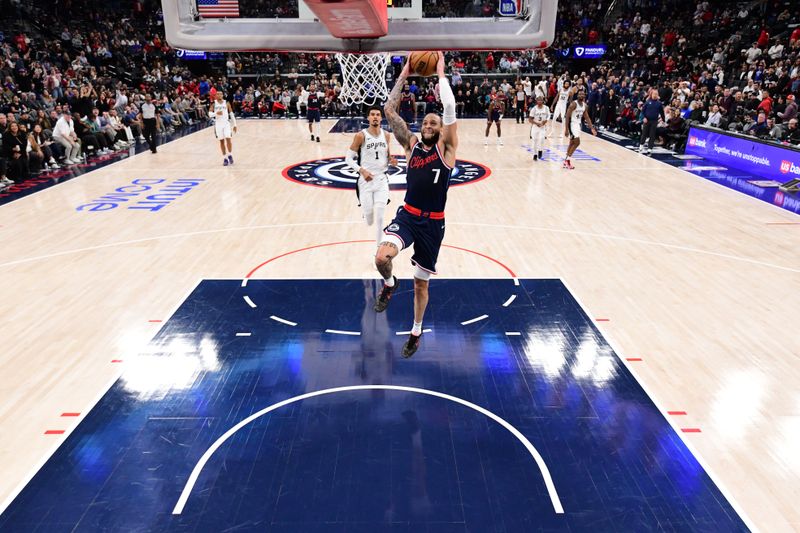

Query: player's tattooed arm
384;62;416;153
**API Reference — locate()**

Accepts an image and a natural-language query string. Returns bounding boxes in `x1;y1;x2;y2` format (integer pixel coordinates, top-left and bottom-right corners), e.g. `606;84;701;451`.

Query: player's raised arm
437;51;458;164
384;61;417;154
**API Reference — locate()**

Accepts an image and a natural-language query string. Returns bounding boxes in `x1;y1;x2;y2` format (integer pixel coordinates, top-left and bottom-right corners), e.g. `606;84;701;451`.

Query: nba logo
498;0;518;16
780;160;791;174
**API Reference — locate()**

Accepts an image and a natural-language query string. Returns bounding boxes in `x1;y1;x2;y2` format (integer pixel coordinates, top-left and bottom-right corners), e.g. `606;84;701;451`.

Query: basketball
408;51;439;77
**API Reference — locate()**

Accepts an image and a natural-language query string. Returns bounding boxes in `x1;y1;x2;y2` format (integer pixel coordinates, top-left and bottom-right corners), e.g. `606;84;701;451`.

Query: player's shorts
214;121;232;139
569;122;581;139
357;174;390;210
307;109;321;123
488;111;501;123
400;109;414;123
382;205;445;275
553;104;566;118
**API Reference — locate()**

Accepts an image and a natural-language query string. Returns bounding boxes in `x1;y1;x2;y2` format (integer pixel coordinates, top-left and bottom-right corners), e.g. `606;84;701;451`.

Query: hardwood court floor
0;119;798;531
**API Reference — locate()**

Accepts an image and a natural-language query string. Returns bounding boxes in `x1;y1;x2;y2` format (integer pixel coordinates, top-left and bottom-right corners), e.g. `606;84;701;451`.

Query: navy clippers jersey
308;92;320;110
404;141;452;213
400;93;414;112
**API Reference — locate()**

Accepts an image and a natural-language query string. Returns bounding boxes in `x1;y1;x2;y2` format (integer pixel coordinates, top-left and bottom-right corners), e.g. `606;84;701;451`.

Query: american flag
197;0;239;18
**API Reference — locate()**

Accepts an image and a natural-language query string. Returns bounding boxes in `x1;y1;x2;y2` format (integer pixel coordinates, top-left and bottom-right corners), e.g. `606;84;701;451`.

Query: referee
140;94;158;154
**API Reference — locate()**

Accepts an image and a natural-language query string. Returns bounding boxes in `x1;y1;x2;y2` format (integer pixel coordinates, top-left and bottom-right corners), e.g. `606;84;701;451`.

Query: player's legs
484;119;492;143
360;183;375;226
496;119;503;144
225;135;233;164
218;139;226;156
372;181;390;245
564;126;580;169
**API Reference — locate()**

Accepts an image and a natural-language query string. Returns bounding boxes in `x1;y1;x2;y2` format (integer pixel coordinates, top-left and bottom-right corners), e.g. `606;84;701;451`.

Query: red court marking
111;359;123;363
44;430;65;435
668;411;687;416
245;240;517;279
626;357;643;362
148;319;163;323
681;428;702;433
595;318;610;322
60;412;80;417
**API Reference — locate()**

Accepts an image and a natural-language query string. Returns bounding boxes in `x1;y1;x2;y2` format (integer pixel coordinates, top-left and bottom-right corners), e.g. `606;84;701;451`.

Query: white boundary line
0;278;204;517
505;331;522;336
269;315;297;327
559;277;759;532
395;328;432;335
242;296;257;308
171;384;564;515
502;294;517;307
461;314;489;326
235;333;251;337
324;329;361;336
1;220;797;274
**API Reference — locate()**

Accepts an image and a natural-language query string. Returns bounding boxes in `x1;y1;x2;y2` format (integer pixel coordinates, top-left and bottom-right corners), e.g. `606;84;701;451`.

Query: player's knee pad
379;233;404;252
413;266;431;281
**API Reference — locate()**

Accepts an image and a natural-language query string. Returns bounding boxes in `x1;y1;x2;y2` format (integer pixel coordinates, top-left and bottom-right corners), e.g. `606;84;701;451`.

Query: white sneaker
484;138;488;146
64;159;76;165
497;138;503;146
1;177;13;185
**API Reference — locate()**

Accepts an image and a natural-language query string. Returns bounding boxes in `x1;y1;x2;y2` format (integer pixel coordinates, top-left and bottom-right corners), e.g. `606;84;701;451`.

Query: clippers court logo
780;160;800;175
283;156;491;190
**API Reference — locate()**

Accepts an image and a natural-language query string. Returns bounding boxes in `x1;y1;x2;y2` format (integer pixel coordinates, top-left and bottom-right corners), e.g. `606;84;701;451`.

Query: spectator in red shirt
791;27;800;46
588;29;599;44
757;90;773;115
663;30;676;47
485;53;495;71
757;29;770;48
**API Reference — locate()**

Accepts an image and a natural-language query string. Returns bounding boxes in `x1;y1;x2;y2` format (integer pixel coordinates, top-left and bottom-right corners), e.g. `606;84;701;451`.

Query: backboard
162;0;557;53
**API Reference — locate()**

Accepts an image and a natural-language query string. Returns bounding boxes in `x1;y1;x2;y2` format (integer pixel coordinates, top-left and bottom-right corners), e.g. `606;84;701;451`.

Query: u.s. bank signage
282;156;491;190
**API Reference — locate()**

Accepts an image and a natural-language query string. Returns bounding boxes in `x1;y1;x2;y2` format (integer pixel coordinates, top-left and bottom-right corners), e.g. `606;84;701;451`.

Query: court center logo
283;156;491;190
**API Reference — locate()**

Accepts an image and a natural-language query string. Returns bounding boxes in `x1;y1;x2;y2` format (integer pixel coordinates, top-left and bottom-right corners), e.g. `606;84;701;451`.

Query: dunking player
305;81;324;142
211;91;237;166
562;89;597;169
375;51;458;358
345;107;398;245
528;95;550;161
484;87;505;145
550;79;573;137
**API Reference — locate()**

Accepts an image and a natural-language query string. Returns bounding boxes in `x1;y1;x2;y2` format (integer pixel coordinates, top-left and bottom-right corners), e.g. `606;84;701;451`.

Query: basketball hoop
335;53;391;107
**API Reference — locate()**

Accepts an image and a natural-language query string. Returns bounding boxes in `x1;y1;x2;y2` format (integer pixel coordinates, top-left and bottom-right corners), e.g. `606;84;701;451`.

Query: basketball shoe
373;276;398;312
402;332;422;358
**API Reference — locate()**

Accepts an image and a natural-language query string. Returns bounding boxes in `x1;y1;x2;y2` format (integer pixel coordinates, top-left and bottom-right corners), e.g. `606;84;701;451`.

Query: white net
335;53;391;107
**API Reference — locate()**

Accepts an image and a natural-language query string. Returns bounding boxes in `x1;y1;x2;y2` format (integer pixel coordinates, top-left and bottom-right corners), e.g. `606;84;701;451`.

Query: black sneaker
310;134;314;141
538;150;543;159
533;154;538;161
373;276;398;312
402;332;422;358
316;136;320;142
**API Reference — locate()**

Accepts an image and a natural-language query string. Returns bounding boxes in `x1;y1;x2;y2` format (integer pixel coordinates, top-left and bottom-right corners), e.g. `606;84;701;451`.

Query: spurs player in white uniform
562;89;597;170
345;106;397;244
528;95;550;161
211;91;237;166
550;80;573;137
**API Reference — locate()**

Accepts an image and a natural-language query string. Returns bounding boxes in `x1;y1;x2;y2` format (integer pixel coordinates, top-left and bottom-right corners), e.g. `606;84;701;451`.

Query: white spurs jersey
557;88;572;105
571;101;586;126
213;100;230;123
359;128;390;176
529;105;551;125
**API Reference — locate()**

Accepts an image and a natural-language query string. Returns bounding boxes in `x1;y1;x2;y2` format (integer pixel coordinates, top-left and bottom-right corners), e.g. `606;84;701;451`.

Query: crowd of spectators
2;0;800;190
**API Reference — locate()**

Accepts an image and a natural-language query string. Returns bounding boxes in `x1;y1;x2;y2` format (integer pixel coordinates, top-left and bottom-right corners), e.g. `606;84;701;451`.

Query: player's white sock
364;211;374;226
315;122;321;138
411;321;423;336
384;276;395;287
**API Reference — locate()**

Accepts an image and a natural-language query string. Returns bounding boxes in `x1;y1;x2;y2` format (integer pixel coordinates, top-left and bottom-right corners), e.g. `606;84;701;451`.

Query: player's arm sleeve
346;133;363;172
439;76;456;126
228;103;237;127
